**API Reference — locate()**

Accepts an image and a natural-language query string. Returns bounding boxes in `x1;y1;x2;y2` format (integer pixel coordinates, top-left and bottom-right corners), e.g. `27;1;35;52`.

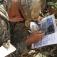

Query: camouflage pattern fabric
0;4;10;46
0;17;10;46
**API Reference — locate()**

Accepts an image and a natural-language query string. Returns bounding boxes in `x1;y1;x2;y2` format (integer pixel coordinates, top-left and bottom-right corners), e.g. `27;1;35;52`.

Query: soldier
0;0;10;48
6;0;28;56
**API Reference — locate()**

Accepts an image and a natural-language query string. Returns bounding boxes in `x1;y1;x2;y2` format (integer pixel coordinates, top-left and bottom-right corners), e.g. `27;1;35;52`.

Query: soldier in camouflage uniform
5;0;29;56
0;0;16;57
0;0;10;47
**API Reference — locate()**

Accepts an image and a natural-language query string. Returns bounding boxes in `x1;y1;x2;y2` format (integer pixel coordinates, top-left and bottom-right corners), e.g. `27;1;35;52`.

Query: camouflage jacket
0;4;10;46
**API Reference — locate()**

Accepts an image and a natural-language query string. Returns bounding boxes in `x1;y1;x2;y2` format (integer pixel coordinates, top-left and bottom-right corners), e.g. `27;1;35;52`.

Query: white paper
0;43;16;57
32;32;57;49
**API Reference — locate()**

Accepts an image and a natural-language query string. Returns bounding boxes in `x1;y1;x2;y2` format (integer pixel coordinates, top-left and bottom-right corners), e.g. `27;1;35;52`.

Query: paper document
0;43;16;57
32;32;57;48
41;14;56;35
31;15;57;49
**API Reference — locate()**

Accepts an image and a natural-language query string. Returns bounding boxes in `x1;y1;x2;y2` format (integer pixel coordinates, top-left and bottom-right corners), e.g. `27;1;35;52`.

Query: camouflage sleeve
0;17;10;46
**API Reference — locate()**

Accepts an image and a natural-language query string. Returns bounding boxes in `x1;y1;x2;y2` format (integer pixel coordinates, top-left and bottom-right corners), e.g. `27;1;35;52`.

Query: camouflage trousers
35;44;57;57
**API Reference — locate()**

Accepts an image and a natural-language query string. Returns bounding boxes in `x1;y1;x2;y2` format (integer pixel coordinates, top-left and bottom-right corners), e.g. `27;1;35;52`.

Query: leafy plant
48;2;57;9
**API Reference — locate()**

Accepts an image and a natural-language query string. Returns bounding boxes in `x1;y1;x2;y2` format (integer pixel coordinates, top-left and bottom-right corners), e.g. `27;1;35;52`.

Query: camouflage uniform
0;3;12;57
0;4;10;46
